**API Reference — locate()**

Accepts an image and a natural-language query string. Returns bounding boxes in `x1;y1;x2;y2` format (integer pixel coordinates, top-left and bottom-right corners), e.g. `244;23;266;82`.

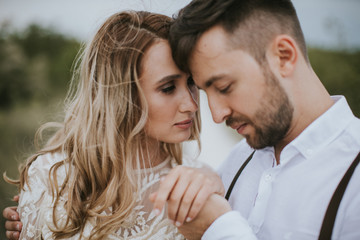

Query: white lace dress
17;153;205;239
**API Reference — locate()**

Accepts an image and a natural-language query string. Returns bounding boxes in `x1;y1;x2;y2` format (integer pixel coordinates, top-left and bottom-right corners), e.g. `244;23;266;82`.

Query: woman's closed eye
161;83;176;94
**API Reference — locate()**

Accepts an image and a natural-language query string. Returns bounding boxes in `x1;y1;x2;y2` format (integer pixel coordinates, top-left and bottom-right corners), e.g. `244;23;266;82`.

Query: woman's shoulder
23;152;68;193
18;152;68;239
27;152;66;177
30;152;65;167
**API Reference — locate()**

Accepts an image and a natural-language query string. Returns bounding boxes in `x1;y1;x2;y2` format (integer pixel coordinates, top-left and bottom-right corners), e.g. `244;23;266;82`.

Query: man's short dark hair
170;0;308;73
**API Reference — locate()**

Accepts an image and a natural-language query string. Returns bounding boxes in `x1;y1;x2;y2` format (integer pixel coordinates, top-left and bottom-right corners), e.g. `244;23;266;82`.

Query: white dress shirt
203;96;360;240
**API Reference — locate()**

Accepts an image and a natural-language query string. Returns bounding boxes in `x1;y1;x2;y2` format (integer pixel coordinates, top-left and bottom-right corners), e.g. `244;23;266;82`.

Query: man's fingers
13;195;19;202
6;231;20;240
5;220;22;232
3;207;19;220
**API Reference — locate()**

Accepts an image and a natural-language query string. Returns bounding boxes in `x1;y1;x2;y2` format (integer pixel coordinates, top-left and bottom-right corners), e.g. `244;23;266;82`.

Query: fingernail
11;215;17;220
16;223;20;230
152;209;160;216
186;217;192;222
175;221;182;227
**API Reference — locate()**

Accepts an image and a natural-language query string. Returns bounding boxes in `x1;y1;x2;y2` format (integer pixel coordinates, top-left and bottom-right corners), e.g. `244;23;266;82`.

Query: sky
1;0;360;49
1;0;359;168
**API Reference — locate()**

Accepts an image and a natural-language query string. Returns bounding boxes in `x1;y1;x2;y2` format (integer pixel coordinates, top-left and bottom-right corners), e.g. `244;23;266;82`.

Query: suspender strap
225;150;255;200
318;152;360;240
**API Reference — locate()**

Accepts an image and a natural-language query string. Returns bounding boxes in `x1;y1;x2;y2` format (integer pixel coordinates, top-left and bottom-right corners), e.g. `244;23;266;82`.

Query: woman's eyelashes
159;76;197;95
160;81;176;94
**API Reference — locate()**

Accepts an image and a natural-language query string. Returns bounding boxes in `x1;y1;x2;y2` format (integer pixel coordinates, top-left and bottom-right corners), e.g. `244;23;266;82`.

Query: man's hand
3;195;22;240
178;194;231;240
149;166;224;227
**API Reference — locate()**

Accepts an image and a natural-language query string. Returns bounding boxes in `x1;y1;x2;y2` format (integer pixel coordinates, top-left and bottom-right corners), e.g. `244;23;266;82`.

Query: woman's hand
149;166;224;227
178;194;231;240
3;195;22;240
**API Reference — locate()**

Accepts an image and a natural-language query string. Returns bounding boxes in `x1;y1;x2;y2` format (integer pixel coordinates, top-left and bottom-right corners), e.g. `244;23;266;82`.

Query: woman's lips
175;119;193;129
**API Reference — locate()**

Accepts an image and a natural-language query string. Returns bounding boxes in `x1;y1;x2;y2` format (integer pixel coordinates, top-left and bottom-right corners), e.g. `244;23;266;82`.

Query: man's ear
268;35;297;77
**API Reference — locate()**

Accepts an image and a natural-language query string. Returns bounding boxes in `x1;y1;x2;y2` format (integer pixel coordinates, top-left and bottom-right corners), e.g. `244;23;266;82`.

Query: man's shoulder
348;116;360;146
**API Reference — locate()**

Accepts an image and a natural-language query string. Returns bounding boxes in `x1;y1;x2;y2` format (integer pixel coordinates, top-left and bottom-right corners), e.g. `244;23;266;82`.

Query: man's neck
274;96;334;164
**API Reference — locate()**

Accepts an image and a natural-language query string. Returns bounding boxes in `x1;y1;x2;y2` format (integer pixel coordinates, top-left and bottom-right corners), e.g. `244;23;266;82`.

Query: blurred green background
0;23;359;238
0;24;80;237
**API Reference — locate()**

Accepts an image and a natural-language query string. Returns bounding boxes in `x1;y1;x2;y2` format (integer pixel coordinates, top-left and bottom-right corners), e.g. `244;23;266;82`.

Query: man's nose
208;96;231;123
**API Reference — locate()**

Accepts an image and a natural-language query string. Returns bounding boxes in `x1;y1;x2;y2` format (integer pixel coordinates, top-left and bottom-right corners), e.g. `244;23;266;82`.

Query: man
155;0;360;239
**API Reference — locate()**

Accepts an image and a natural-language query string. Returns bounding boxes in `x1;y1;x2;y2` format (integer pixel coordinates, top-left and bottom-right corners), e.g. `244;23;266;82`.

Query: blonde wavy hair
7;11;201;239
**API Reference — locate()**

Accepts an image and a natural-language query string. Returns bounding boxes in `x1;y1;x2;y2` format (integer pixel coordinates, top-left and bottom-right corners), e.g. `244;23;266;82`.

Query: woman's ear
268;35;298;78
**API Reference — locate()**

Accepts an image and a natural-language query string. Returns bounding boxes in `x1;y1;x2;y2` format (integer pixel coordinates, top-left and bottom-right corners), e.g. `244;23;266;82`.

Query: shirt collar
285;95;354;160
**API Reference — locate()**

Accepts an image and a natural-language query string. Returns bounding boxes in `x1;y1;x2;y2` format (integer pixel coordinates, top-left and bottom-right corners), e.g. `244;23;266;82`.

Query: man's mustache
225;115;252;127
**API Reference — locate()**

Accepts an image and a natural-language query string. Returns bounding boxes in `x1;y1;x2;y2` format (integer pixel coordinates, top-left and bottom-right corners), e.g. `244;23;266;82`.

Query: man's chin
245;135;269;150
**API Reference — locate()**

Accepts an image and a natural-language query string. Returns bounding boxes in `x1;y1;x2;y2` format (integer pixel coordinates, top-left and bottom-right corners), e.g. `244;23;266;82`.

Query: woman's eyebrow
157;74;182;84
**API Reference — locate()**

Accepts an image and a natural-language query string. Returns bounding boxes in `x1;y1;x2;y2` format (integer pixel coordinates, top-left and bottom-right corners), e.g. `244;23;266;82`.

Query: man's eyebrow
203;74;226;89
157;74;182;84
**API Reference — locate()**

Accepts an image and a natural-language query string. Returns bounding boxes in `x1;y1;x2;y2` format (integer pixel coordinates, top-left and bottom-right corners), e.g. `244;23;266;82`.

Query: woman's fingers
174;174;214;226
166;174;192;224
151;168;182;216
150;165;225;228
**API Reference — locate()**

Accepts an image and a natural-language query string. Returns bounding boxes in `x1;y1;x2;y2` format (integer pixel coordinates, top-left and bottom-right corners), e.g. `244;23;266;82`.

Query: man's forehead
188;26;229;81
192;25;230;58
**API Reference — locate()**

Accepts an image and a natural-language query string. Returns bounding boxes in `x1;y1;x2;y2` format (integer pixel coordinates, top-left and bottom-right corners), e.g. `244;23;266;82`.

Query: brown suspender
225;151;360;239
318;152;360;240
225;150;255;200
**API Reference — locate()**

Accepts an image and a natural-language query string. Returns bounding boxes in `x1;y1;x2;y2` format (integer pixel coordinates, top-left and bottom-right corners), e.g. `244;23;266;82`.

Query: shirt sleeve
202;211;257;240
17;156;52;240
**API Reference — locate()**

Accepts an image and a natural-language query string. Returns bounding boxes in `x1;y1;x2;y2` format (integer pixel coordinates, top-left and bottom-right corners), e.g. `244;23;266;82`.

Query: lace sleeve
17;155;54;240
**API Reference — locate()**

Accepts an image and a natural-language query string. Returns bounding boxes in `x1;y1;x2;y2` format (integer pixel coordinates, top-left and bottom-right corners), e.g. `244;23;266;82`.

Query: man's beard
226;67;293;149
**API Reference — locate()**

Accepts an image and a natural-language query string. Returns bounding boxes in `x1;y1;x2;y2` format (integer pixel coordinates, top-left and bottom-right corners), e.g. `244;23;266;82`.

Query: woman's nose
179;88;198;113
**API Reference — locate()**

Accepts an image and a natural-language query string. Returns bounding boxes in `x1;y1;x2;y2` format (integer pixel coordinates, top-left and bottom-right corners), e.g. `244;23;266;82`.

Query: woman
3;11;223;240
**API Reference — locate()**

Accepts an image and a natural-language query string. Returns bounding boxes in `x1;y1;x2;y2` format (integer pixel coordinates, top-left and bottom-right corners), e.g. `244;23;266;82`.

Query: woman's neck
138;138;168;169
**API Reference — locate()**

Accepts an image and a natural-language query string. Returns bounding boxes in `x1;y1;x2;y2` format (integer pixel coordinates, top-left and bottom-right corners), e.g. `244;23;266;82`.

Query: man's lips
230;123;248;134
175;119;193;129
